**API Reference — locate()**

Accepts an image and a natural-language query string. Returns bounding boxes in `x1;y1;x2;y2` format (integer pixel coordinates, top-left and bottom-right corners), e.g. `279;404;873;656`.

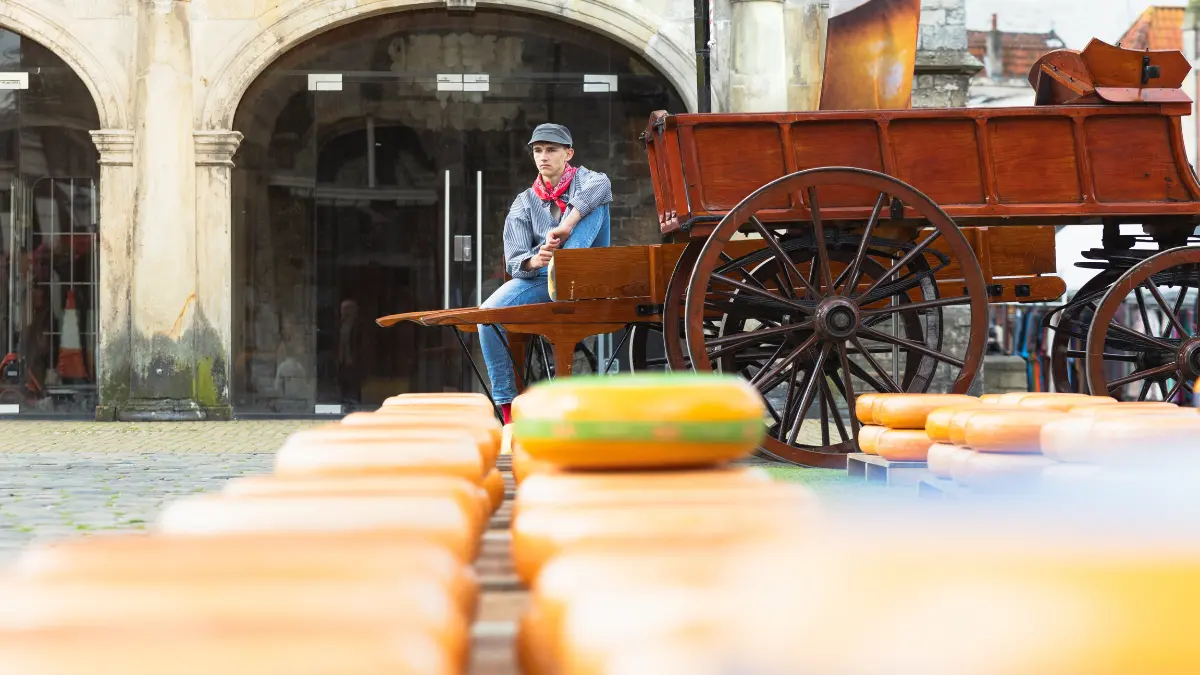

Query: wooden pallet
472;464;523;675
846;453;929;487
917;476;971;500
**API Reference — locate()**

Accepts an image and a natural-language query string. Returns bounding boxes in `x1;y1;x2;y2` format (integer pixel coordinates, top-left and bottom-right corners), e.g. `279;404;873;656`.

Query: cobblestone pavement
0;421;323;563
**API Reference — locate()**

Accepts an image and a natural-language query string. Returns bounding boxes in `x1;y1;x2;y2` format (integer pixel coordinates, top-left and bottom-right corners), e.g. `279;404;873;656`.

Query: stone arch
0;1;128;129
200;0;696;131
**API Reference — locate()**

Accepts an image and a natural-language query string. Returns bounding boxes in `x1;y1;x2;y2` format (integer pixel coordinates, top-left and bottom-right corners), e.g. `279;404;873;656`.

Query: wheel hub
1178;339;1200;377
815;297;859;341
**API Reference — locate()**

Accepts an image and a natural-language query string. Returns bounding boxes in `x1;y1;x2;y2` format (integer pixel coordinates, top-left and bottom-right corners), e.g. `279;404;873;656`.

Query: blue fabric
479;204;610;404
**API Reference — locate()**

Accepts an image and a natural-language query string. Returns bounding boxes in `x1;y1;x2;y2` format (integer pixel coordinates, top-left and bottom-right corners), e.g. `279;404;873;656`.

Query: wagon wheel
1085;246;1200;401
1047;268;1123;393
684;167;988;468
628;241;703;372
523;336;598;382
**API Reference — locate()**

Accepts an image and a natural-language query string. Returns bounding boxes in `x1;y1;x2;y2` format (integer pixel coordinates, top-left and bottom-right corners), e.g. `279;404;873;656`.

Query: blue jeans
479;204;610;404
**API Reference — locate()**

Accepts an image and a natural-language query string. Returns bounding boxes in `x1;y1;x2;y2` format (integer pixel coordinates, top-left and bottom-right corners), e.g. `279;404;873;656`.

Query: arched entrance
230;9;685;415
0;28;103;415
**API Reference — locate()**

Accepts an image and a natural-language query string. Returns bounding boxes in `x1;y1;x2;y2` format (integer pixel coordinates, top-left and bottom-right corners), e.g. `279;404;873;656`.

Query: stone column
1182;4;1199;167
124;0;204;420
194;131;243;419
784;0;827;111
911;0;981;108
90;130;136;421
729;0;789;111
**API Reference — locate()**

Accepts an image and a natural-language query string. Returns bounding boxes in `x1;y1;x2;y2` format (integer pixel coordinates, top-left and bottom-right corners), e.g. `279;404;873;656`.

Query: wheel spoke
1106;320;1177;353
1106;362;1179;392
839;192;887;296
717;252;772;293
710;272;813;314
1065;349;1139;363
861;294;971;318
851;336;902;393
806;187;834;291
819;377;849;443
1134;286;1154;338
750;333;821;389
836;342;860;436
705;320;814;350
1164;377;1183;402
860;325;965;369
1167;286;1190;339
1144;281;1191;339
787;344;830;446
747;216;821;300
1137;379;1152;402
856;230;943;303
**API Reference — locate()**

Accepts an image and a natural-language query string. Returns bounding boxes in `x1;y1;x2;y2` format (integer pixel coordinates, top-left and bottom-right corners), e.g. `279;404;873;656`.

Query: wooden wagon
380;39;1200;468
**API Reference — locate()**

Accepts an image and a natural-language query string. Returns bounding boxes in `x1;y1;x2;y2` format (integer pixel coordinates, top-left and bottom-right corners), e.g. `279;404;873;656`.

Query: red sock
501;403;512;425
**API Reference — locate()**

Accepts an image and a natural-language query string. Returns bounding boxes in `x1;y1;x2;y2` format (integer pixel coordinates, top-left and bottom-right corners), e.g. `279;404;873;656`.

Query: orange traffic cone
57;289;88;380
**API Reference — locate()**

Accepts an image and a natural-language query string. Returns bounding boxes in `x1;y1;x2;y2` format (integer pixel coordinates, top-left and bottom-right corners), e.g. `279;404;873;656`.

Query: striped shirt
502;166;613;279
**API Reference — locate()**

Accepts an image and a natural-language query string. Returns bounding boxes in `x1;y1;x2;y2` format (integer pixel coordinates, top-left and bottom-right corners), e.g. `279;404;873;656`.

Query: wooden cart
380;39;1200;468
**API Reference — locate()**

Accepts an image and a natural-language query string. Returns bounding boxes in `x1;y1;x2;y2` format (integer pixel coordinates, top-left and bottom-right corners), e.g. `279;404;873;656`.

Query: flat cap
527;123;572;147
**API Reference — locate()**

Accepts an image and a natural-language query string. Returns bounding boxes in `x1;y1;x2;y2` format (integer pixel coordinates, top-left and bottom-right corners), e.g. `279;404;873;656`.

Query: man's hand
546;224;572;250
524;245;555;270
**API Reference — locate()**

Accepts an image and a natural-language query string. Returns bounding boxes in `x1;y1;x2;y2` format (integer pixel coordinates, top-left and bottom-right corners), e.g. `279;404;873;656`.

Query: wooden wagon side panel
987;117;1083;203
685;123;793;212
888;118;987;206
790;120;886;208
1085;114;1195;203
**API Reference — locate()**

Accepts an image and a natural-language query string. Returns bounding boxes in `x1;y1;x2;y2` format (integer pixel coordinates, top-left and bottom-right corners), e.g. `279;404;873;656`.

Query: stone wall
912;0;982;108
983;354;1030;395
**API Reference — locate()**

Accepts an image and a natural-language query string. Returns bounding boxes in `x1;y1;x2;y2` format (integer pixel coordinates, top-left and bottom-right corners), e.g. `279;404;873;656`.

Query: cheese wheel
512;468;775;522
979;393;1004;403
946;406;1027;446
483;468;505;515
1015;393;1117;411
511;374;766;469
950;450;1055;492
962;409;1066;453
221;474;490;532
874;429;933;462
382;393;495;418
997;391;1089;405
0;627;453;675
855;394;883;425
338;414;500;468
512;443;555;485
874;394;978;430
926;442;970;479
0;578;468;664
1068;402;1188;417
156;493;479;561
12;534;478;617
856;425;885;454
1041;414;1200;464
925;402;986;443
510;487;817;585
274;433;484;484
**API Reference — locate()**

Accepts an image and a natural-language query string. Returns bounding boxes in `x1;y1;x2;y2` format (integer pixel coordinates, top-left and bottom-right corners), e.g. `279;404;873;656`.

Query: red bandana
532;164;577;214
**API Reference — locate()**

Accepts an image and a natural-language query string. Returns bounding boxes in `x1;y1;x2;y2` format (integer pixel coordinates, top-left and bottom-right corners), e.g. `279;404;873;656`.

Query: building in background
966;14;1064;107
0;0;979;420
1121;6;1195;166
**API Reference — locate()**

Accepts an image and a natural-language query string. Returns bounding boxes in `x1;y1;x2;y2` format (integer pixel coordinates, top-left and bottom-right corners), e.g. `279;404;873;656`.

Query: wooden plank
421;298;657;327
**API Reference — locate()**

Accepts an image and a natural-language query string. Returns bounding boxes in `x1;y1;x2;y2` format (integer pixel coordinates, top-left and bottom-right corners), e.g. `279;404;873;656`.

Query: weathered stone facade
0;0;978;418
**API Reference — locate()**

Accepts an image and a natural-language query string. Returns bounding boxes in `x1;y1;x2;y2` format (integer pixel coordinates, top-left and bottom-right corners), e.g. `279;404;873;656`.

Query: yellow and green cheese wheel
511;374;766;470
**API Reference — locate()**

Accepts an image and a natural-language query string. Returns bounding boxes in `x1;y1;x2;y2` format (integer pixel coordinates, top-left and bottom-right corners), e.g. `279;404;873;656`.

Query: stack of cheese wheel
928;392;1120;493
0;391;503;674
854;393;978;462
508;373;820;675
1039;400;1200;489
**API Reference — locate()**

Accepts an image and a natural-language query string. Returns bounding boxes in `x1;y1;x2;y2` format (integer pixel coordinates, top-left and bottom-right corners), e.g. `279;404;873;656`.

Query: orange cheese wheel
511;374;766;470
1041;414;1200;464
155;493;479;561
382;393;495;417
1015;393;1117;411
274;433;484;484
946;406;1027;446
510;486;818;585
512;443;555;485
950;450;1055;492
338;414;500;468
979;393;1004;403
874;429;933;462
512;468;774;522
874;394;978;430
12;534;478;617
856;425;885;455
962;409;1066;453
855;394;884;425
1069;402;1189;417
221;474;490;532
483;468;505;515
925;402;986;443
996;391;1090;405
0;578;468;665
0;627;453;675
926;442;970;479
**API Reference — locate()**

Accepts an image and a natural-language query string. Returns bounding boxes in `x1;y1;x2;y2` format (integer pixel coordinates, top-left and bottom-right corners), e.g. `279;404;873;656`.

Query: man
478;123;612;423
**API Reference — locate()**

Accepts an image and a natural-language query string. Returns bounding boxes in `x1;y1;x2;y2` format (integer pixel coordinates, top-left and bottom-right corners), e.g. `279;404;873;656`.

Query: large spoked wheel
683;167;989;468
1085;246;1200;401
1047;269;1123;393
